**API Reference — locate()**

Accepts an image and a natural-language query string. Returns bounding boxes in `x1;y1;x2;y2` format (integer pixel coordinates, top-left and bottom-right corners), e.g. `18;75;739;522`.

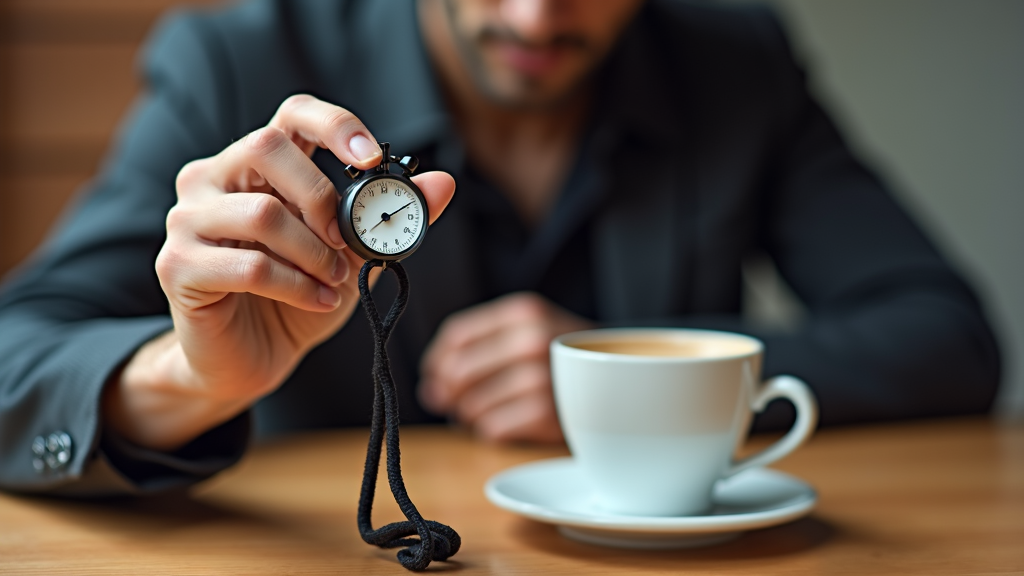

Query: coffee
569;337;756;359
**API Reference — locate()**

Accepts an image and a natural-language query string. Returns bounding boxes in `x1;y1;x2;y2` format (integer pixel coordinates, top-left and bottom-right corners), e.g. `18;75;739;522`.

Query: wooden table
1;417;1021;575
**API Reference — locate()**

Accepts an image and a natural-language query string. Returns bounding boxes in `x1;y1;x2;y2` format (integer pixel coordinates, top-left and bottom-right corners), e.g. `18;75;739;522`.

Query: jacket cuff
4;316;173;492
6;316;247;495
91;410;251;495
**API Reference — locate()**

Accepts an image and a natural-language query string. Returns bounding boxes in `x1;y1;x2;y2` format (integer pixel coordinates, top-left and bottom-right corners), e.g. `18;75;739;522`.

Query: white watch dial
350;178;425;255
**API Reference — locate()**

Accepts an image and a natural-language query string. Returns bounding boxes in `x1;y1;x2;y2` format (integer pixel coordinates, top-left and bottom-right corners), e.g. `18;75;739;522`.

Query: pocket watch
336;142;427;262
333;143;460;570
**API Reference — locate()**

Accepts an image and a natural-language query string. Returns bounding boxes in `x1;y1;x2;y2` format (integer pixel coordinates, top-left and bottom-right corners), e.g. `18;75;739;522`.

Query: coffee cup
550;328;817;517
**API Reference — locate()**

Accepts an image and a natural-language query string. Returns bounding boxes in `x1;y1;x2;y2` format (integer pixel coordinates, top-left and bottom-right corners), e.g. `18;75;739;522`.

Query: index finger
268;94;382;168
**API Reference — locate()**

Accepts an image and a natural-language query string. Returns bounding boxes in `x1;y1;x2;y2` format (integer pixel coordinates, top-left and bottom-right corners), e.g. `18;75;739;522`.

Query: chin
479;73;588;111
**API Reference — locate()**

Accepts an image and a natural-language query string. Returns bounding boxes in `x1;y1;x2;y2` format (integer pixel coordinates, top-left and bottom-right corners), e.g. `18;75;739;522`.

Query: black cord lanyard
356;259;461;571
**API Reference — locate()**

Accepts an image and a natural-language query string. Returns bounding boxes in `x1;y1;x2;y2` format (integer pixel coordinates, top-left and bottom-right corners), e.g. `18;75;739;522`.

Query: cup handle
724;373;819;478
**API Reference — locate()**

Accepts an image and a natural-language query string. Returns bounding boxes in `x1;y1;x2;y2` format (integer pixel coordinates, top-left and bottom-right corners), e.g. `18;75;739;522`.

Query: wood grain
0;418;1021;575
0;0;223;276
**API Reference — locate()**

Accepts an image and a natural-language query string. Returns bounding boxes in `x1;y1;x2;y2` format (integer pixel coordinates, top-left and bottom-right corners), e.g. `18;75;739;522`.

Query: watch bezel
337;172;430;262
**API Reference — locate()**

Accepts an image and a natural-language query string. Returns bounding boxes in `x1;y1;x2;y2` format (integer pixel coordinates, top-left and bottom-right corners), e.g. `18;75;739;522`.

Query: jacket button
31;436;46;473
32;432;73;473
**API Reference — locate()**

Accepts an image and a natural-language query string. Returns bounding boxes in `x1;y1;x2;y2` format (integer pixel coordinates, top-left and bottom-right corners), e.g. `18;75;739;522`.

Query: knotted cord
356;259;461;571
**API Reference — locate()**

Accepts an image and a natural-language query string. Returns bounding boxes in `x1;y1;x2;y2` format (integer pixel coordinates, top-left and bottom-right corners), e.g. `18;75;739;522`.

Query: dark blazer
0;0;1000;495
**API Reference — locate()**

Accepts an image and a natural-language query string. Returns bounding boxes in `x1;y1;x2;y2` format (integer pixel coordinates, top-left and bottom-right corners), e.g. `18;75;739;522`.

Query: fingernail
318;285;341;308
349;134;381;164
328;217;344;248
331;252;348;284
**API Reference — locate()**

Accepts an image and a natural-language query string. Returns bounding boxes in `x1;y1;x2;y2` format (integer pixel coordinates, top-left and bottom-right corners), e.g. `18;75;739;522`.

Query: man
0;0;1000;495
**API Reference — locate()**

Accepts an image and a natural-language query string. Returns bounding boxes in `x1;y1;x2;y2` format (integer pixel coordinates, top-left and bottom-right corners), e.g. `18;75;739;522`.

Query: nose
499;0;561;44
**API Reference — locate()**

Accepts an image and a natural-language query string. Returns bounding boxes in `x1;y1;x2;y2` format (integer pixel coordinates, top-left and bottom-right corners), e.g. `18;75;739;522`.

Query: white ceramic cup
551;328;818;517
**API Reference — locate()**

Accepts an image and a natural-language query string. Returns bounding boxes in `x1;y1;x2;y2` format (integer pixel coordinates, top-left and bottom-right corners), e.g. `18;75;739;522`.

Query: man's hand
103;95;455;451
419;293;594;443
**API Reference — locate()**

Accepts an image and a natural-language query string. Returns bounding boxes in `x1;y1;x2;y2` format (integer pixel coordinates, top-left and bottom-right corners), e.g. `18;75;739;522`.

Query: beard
441;0;598;110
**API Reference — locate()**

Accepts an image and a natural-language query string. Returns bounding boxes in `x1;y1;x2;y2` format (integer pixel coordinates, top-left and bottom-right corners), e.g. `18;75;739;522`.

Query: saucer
484;457;816;549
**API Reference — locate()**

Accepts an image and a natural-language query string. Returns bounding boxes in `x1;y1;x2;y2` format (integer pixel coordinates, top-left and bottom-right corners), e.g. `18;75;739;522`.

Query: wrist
103;331;253;452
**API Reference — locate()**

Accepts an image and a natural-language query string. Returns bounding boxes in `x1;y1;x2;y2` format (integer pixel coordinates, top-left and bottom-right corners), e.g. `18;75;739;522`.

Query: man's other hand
419;293;594;443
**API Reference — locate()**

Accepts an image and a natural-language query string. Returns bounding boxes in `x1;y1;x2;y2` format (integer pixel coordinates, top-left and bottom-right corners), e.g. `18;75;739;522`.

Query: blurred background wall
1;0;1021;417
0;0;218;274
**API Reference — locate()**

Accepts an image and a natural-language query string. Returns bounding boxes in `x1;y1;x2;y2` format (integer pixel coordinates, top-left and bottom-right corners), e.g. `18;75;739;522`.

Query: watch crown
380;142;391;173
344;165;363;180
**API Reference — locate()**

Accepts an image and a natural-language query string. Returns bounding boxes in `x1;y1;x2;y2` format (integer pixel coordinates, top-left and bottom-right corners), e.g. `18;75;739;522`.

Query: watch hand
368;199;415;230
388;201;414;217
368;200;415;229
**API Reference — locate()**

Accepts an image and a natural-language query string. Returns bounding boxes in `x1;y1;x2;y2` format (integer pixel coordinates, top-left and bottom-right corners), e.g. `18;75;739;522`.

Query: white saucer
484;457;816;549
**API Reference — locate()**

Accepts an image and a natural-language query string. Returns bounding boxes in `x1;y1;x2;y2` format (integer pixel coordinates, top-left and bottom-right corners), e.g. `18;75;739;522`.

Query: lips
494;42;569;76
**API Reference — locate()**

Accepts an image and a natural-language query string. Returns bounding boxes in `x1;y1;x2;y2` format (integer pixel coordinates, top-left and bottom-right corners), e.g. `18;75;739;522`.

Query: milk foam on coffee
569;336;758;359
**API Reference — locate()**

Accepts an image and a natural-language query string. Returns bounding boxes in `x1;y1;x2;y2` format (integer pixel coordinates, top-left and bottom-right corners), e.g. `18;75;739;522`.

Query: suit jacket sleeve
0;11;251;495
678;8;1001;428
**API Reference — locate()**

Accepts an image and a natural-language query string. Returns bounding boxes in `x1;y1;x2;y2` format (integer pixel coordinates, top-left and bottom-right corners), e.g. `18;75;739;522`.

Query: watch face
350;177;425;257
